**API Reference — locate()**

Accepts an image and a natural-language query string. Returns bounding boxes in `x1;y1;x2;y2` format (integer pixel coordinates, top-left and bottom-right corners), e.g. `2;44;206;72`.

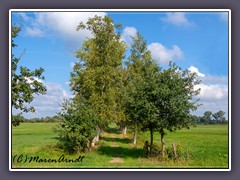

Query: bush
55;99;99;154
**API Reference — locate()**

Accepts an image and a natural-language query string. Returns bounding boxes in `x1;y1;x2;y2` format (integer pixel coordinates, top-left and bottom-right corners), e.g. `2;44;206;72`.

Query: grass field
11;123;229;169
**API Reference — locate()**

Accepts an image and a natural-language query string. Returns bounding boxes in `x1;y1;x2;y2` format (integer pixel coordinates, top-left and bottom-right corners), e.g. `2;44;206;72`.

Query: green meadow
11;123;229;169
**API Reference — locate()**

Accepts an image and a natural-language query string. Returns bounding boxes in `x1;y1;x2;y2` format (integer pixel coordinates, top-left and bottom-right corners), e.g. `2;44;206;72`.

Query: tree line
54;15;201;156
12;115;63;123
191;110;228;124
13;15;225;157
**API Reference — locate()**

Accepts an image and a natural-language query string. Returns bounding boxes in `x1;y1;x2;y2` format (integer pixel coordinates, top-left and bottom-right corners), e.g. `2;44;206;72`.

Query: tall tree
201;111;213;124
213;110;226;123
11;25;46;126
72;15;126;128
155;62;201;157
59;15;126;152
125;32;156;144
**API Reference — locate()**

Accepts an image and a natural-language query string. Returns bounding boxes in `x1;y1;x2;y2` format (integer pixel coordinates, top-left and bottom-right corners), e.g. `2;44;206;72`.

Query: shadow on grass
105;127;121;134
97;146;143;158
100;136;132;144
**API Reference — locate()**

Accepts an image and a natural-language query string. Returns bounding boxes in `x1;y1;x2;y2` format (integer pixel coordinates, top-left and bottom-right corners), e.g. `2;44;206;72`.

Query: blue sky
11;10;229;118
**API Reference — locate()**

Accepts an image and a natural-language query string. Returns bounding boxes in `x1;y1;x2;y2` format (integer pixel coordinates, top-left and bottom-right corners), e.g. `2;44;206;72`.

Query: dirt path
101;126;126;164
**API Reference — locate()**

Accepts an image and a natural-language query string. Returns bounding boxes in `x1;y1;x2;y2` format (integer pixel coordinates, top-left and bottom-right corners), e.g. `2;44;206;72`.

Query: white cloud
161;12;194;26
13;82;72;118
121;26;137;43
195;83;228;100
186;65;228;117
25;77;43;84
189;66;229;117
219;12;228;22
22;12;107;50
189;66;228;101
188;65;205;77
147;43;184;64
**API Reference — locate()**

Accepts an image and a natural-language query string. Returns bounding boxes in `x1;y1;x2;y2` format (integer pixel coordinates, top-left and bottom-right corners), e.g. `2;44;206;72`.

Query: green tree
72;15;126;128
201;111;213;124
156;62;200;157
12;25;46;126
125;32;156;144
59;15;126;153
57;96;98;153
213;110;226;123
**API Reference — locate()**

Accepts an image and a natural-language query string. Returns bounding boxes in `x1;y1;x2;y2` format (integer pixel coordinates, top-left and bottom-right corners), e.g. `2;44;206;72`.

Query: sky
11;10;229;119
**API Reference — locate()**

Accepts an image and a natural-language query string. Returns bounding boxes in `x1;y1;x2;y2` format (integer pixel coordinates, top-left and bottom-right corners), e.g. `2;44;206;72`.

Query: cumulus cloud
193;81;229;117
20;12;107;50
195;83;228;100
160;12;194;26
186;65;228;117
25;77;43;84
188;65;205;77
121;26;137;43
188;65;228;101
13;82;72;118
147;43;184;64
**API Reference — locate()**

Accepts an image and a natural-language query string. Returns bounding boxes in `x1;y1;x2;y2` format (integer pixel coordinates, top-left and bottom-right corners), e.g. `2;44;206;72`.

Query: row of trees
12;115;63;123
191;110;228;124
56;15;201;155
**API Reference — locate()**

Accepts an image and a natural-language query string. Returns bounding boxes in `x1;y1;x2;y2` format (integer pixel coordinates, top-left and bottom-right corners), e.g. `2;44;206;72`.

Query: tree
155;62;200;157
59;15;126;153
213;110;226;123
11;25;46;126
57;96;98;153
125;32;156;144
201;111;213;124
73;15;126;128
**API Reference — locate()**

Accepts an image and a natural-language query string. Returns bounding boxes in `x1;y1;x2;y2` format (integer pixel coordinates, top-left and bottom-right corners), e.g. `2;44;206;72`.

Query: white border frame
9;9;231;171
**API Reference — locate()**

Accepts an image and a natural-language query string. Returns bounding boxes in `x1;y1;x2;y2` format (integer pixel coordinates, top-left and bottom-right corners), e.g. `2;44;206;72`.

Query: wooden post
162;145;165;159
144;140;149;157
172;143;177;159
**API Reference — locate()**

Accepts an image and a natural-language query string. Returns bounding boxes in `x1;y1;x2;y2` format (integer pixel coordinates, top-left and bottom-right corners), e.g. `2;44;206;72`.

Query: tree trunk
160;128;165;159
133;122;137;144
91;136;96;147
123;126;127;135
96;128;101;142
150;127;153;155
88;141;92;153
172;143;177;159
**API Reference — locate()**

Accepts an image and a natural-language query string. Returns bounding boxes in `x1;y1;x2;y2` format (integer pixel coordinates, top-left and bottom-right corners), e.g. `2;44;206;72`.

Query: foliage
191;110;228;124
11;25;46;126
14;115;63;123
58;15;126;153
123;32;200;154
56;97;98;153
71;15;126;128
124;32;157;143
